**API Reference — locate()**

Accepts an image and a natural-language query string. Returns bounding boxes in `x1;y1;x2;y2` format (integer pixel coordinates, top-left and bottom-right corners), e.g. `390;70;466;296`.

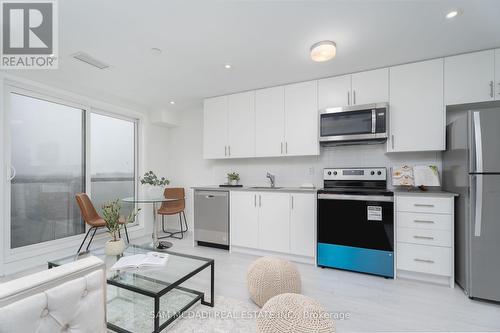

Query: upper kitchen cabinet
255;86;285;157
318;74;351;109
227;91;255;158
351;68;389;105
496;49;500;99
203;96;228;159
444;50;495;105
389;58;445;152
203;92;255;159
318;69;389;109
284;81;319;156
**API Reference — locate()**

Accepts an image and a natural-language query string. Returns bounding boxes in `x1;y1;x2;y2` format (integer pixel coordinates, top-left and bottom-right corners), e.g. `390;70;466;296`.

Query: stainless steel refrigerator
443;105;500;302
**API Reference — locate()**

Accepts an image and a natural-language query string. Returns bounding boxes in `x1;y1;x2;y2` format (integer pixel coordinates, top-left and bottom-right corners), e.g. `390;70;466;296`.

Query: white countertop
191;186;317;193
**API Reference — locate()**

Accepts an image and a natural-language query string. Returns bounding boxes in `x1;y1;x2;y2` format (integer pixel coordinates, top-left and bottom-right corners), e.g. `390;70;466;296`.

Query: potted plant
102;200;141;256
227;172;240;186
140;171;170;197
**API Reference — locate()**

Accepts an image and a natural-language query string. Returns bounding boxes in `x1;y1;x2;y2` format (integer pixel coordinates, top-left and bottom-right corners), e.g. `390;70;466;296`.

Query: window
6;89;139;250
90;112;137;220
9;93;85;248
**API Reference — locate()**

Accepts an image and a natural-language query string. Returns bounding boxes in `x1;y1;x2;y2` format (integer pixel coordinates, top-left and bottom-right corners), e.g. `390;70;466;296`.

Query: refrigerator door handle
473;112;483;173
474;175;483;237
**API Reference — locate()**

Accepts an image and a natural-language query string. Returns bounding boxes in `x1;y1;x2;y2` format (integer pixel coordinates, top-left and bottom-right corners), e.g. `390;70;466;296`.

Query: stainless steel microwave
319;103;388;146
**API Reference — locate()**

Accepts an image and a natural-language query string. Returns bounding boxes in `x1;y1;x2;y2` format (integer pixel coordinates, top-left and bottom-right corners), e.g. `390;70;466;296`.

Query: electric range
317;167;394;278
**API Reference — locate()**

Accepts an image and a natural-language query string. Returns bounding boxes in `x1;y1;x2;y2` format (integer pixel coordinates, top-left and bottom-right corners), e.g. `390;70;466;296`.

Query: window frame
1;80;143;264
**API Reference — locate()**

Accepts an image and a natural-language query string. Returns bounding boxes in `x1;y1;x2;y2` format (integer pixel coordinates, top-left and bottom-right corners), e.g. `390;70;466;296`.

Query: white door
203;96;227;159
230;191;259;248
227;91;255;158
318;74;351;109
290;193;316;257
284;81;319;156
255;86;285;157
351;68;389;105
389;58;445;152
258;192;290;253
496;49;500;100
444;50;495;105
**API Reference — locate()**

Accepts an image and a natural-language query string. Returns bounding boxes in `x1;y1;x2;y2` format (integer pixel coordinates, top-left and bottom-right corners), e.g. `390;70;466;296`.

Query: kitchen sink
249;186;283;189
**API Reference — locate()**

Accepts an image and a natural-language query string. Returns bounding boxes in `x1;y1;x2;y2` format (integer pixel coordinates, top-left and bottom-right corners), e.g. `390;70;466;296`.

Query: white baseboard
230;245;315;265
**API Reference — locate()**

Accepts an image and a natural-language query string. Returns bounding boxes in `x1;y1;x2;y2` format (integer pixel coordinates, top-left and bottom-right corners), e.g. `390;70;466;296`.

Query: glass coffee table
48;244;214;333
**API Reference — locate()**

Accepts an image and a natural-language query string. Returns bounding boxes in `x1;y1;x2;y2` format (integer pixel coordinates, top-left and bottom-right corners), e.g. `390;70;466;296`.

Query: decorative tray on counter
219;184;243;188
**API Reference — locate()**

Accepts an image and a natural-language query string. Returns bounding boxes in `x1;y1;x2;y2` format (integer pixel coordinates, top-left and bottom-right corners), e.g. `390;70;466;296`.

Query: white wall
165;106;442;228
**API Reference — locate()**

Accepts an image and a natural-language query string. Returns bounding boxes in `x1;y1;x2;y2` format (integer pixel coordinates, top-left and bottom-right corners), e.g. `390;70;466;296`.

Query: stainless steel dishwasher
194;190;229;249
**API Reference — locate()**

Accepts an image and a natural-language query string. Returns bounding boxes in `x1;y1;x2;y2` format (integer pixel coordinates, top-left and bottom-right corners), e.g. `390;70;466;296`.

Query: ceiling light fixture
224;64;232;69
310;41;337;62
169;101;175;105
151;47;162;55
446;9;460;19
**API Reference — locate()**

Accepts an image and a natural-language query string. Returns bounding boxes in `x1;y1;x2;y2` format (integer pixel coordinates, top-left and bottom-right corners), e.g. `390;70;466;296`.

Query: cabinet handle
285;142;288;154
414;235;434;240
391;135;395;150
291;195;294;210
414;219;434;224
414;258;435;264
228;145;231;156
281;142;283;154
254;194;256;207
259;195;262;207
224;146;227;157
353;90;356;105
490;81;494;98
414;204;434;207
498;82;500;95
347;91;350;105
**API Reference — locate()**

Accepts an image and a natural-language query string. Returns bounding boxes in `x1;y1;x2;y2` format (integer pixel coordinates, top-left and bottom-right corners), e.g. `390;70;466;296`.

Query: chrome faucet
266;172;276;188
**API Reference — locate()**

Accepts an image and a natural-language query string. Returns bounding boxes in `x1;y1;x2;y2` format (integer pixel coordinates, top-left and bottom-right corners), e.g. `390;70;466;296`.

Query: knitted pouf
247;257;301;308
257;293;335;333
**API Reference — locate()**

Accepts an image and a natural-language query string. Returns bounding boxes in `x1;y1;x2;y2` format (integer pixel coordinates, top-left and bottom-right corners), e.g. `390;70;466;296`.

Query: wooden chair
157;188;188;239
75;193;129;253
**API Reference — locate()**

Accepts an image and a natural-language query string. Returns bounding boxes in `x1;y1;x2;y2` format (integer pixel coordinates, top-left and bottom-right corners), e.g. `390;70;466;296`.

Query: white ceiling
5;0;500;112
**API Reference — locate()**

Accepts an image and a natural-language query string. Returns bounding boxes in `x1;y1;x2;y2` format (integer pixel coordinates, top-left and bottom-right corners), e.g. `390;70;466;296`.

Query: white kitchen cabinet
290;193;316;257
318;74;351;109
203;96;228;159
388;58;445;152
227;91;255;158
230;191;259;248
284;81;319;156
496;49;500;100
444;50;495;105
258;192;290;253
395;194;455;287
255;86;285;157
351;68;389;105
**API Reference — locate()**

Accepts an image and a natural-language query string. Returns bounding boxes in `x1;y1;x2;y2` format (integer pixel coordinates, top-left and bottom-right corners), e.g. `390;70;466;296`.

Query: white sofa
0;256;106;333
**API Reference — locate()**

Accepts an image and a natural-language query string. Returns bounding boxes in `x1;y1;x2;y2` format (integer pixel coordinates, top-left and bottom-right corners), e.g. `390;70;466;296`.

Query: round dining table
122;196;182;250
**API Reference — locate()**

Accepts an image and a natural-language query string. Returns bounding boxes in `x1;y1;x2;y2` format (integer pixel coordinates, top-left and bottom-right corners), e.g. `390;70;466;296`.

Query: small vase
228;179;238;186
105;239;126;256
145;185;164;198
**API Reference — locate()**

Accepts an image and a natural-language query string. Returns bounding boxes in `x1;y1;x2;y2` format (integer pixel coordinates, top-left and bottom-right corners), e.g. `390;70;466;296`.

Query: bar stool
157;188;188;239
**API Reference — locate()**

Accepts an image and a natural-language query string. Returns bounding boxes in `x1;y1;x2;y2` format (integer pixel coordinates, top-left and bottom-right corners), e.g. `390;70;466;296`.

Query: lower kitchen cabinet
230;191;259;248
290;193;316;257
258;192;290;253
230;191;316;259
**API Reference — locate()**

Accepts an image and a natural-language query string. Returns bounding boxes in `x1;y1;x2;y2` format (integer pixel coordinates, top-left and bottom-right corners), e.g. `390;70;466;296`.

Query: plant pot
228;179;239;186
145;185;164;198
105;239;126;256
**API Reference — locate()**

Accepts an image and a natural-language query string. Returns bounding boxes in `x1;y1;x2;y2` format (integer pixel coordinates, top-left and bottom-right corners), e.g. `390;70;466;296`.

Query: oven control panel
324;168;387;181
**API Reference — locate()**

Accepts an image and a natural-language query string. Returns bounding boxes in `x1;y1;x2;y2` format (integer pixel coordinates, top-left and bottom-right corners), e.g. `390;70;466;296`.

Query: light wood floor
4;231;500;332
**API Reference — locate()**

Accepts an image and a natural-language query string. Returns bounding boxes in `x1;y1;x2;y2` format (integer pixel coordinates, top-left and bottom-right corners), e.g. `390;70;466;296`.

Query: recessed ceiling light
151;47;162;55
224;64;232;69
169;101;175;105
310;41;336;62
446;9;460;19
